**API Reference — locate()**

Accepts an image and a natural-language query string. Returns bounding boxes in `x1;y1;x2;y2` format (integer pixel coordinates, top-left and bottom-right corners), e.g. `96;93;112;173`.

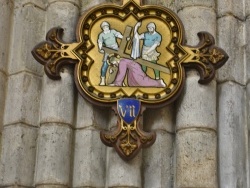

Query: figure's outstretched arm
116;32;123;39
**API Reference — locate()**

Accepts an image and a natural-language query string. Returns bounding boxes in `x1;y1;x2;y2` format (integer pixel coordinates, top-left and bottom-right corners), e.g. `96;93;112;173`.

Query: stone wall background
0;0;248;187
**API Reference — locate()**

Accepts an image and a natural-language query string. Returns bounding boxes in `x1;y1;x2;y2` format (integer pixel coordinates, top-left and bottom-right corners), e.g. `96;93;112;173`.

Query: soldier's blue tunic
143;32;162;47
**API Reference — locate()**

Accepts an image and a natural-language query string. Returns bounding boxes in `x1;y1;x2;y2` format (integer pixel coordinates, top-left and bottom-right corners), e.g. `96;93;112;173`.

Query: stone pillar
80;0;119;13
142;106;175;188
72;96;107;187
143;0;177;12
0;0;13;156
0;0;46;186
247;2;250;187
34;1;79;187
217;0;247;187
175;0;218;187
218;83;246;187
106;110;142;188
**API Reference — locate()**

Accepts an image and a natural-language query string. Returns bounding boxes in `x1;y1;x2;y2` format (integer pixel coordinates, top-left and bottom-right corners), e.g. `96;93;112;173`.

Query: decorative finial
122;0;141;5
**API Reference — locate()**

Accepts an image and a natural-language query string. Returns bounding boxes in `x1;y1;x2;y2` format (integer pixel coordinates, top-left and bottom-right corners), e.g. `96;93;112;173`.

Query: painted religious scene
97;20;166;88
90;18;172;89
75;2;187;105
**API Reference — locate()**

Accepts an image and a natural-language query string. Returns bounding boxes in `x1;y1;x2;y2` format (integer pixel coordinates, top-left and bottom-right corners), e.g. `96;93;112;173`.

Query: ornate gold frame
32;0;228;160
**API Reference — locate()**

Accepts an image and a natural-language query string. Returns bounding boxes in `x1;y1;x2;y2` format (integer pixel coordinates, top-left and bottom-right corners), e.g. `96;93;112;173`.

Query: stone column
143;0;177;12
142;106;175;188
0;0;46;186
80;0;121;13
175;0;218;187
34;1;79;187
72;96;107;187
217;0;247;187
0;0;13;156
247;2;250;187
81;0;103;13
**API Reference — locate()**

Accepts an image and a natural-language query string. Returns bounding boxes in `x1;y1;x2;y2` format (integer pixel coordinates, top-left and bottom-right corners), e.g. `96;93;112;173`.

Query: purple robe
113;58;164;87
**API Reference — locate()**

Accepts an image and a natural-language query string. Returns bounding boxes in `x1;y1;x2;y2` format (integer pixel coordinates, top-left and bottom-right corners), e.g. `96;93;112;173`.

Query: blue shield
117;98;141;124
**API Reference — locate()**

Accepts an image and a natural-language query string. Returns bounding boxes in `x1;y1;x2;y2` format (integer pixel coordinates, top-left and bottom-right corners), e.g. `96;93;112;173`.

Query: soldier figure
98;21;123;85
132;22;162;79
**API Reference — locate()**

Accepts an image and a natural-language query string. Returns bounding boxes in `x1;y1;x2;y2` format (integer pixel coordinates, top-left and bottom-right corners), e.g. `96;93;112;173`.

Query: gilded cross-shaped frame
32;0;228;160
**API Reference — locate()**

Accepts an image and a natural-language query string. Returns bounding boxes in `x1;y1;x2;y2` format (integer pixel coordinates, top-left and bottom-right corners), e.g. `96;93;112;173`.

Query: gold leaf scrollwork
121;141;137;156
209;48;225;64
120;123;137;156
182;32;228;84
36;43;52;59
32;28;79;79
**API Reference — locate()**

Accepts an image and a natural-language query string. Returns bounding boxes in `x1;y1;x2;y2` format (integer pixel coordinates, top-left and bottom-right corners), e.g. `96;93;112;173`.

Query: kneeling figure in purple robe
107;56;166;88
